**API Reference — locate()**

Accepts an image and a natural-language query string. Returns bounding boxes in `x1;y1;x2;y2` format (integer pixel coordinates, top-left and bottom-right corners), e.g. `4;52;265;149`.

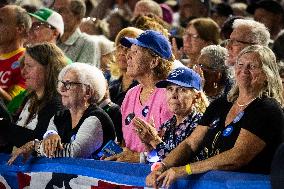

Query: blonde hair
193;90;209;114
228;45;284;106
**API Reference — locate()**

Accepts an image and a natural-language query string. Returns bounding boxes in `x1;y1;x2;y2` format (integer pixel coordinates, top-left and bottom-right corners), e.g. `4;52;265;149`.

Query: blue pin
142;106;149;117
222;125;234;136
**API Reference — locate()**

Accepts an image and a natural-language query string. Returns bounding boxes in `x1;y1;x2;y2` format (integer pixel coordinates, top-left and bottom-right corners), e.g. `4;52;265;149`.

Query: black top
194;96;284;174
109;77;138;106
54;104;116;156
0;94;63;150
101;102;123;143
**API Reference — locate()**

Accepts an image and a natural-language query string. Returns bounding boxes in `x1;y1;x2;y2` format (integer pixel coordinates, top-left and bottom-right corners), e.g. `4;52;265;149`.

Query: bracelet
185;164;192;175
151;161;167;172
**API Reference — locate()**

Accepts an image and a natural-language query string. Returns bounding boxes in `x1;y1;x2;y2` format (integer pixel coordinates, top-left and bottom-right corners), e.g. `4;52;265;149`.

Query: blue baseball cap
120;30;172;60
156;67;202;90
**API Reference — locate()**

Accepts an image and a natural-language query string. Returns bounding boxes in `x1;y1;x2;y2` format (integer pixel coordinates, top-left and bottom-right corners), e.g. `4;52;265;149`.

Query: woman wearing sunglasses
7;63;116;163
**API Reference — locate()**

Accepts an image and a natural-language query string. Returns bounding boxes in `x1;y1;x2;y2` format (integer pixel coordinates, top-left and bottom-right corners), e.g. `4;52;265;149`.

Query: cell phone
100;140;123;157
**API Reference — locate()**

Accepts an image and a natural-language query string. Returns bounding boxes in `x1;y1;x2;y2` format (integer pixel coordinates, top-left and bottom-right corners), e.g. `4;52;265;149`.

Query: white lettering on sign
0;71;11;84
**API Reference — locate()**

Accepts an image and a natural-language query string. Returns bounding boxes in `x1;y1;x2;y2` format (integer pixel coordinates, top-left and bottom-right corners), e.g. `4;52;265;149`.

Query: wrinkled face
235;52;266;91
183;25;209;58
226;26;255;66
179;0;206;26
27;18;57;44
0;7;18;45
53;0;77;32
22;54;46;92
166;84;196;116
57;70;87;109
126;45;151;79
116;45;129;71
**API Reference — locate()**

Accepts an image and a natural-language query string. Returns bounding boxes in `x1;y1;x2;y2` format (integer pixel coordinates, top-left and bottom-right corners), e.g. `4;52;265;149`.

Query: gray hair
200;45;231;85
135;0;163;17
233;19;270;46
13;5;32;35
200;45;228;70
70;0;86;19
228;45;284;106
58;63;106;103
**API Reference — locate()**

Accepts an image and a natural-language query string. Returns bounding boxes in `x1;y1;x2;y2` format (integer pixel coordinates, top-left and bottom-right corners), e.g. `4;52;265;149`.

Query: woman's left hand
156;166;187;188
7;141;34;165
133;117;162;147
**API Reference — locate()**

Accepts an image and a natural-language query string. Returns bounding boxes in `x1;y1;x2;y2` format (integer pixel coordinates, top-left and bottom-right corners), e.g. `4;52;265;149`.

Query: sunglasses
57;80;87;90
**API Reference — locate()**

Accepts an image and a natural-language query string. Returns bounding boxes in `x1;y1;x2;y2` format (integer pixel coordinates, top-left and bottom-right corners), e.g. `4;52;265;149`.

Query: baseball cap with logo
29;8;64;37
156;67;202;90
120;30;172;60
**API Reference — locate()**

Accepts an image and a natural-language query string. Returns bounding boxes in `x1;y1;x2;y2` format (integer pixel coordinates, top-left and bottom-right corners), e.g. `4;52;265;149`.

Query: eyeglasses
235;62;261;71
30;22;55;31
183;33;200;40
57;80;86;90
226;39;256;46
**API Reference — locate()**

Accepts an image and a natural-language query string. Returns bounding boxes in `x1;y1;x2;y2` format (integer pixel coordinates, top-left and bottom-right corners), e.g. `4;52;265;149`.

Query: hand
133;117;162;148
42;134;63;158
104;147;139;162
172;37;184;60
156;166;187;188
7;141;34;165
146;170;163;189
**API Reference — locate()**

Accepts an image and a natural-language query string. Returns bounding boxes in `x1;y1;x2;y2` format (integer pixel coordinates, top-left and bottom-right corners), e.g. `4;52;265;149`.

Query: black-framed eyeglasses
30;21;55;31
57;80;86;90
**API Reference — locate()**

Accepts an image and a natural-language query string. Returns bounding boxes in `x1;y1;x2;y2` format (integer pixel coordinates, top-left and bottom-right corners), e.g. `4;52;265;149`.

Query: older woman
105;30;173;162
8;63;116;163
175;17;221;68
133;67;208;162
146;45;284;188
0;43;66;151
195;45;231;102
109;27;142;106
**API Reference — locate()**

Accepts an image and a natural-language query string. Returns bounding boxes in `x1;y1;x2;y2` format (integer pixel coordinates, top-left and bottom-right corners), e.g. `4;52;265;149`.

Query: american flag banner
0;154;270;189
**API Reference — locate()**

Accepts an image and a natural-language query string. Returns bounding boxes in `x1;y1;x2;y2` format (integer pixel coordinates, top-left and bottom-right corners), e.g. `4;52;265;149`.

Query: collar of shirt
98;98;112;108
61;28;82;46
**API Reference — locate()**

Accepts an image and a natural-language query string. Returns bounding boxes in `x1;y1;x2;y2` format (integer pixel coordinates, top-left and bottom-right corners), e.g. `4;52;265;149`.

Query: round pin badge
142;106;149;117
222;125;234;137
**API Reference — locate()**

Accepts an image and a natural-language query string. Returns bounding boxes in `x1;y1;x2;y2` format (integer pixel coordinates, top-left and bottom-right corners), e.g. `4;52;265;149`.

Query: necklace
236;97;257;107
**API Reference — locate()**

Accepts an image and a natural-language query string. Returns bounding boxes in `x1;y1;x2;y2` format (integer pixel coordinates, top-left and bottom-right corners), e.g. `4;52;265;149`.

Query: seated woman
133;67;208;162
195;45;231;102
109;27;142;106
146;45;284;188
0;43;67;151
7;63;116;163
105;30;174;162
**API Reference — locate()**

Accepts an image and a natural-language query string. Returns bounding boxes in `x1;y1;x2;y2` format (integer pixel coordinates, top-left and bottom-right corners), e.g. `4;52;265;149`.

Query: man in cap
28;7;64;45
0;5;31;102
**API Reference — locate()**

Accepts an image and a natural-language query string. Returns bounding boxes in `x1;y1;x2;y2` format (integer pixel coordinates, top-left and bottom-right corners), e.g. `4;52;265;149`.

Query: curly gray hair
58;63;106;103
233;19;270;46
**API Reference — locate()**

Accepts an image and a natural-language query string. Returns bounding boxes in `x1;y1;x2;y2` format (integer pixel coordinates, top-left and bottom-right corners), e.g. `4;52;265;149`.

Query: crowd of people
0;0;284;188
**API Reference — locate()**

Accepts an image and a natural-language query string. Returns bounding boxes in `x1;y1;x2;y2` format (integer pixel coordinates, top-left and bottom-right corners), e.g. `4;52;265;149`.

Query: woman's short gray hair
200;45;228;70
58;63;106;103
200;45;231;85
233;19;270;46
228;45;284;106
